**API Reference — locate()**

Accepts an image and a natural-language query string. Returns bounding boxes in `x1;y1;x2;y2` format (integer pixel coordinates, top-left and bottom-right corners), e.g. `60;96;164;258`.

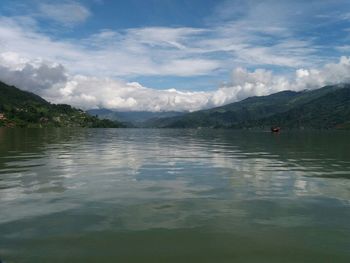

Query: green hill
150;84;350;129
0;81;125;128
249;86;350;129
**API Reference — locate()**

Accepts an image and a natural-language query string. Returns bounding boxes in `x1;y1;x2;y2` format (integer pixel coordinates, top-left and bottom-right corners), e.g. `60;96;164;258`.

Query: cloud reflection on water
0;129;349;228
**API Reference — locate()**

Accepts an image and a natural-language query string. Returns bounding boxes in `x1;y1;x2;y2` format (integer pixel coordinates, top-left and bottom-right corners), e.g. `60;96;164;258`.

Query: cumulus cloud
50;77;211;112
1;52;350;112
214;56;350;105
0;52;67;94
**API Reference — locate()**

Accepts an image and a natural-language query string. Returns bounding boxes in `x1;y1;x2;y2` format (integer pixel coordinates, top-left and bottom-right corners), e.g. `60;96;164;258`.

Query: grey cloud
0;56;67;95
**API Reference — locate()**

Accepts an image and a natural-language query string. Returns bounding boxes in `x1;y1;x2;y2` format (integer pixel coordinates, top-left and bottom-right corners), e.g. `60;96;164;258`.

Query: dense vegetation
0;81;125;128
149;84;350;130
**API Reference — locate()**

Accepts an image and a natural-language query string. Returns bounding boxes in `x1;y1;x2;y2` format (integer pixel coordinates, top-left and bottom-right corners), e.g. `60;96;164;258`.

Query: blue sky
1;0;350;111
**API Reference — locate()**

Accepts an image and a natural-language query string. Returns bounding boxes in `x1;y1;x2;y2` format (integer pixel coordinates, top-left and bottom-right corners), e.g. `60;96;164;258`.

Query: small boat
271;127;280;133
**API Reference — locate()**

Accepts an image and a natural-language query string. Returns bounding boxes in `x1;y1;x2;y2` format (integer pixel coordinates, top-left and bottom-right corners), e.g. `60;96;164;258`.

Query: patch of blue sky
1;0;350;91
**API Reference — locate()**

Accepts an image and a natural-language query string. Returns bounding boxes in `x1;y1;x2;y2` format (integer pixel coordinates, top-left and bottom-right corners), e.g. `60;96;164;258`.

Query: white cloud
1;1;350;111
38;2;91;26
218;57;350;103
124;27;207;49
0;17;221;77
1;0;347;83
50;77;211;111
1;52;350;112
0;9;324;80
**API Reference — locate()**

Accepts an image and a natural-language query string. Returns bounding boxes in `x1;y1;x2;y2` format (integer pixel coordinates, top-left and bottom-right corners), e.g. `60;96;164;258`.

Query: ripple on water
0;129;350;262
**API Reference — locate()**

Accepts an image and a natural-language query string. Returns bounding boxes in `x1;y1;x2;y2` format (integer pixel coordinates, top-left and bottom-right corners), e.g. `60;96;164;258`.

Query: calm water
0;128;349;263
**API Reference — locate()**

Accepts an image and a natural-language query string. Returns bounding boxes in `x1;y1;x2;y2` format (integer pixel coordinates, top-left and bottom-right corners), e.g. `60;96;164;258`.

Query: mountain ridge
87;109;185;126
0;81;125;128
2;80;349;129
148;84;350;129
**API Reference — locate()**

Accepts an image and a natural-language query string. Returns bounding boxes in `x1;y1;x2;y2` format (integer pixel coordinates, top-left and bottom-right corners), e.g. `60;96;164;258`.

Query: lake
0;128;349;262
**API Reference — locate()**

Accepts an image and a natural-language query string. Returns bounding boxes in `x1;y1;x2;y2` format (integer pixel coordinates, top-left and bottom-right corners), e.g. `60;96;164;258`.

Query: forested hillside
0;81;125;128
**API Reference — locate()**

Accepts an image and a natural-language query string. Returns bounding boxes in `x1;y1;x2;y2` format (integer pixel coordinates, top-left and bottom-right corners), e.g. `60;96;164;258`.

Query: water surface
0;129;349;262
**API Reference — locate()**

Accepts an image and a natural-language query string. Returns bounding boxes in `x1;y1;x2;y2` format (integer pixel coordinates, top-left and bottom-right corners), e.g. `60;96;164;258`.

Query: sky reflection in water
0;129;349;262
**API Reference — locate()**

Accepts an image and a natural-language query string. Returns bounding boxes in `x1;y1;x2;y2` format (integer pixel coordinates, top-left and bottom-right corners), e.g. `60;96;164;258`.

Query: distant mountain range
87;109;185;126
149;84;350;130
2;80;350;129
0;81;124;128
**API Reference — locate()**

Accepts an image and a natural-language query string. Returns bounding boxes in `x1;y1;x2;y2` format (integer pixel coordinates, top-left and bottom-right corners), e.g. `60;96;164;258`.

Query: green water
0;129;349;262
